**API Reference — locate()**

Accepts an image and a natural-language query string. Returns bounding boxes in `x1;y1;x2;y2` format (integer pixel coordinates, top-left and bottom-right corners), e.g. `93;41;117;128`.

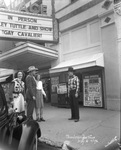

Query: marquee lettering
0;21;52;32
2;30;14;35
39;27;52;31
18;31;42;38
10;23;26;29
0;22;7;27
18;17;37;23
29;25;38;30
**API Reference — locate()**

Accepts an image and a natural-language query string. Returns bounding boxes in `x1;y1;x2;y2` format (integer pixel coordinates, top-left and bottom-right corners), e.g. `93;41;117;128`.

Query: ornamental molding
114;2;121;15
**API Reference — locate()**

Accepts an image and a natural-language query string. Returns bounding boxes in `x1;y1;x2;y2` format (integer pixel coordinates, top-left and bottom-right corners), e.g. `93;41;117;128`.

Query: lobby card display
83;75;103;107
51;77;59;93
57;83;67;94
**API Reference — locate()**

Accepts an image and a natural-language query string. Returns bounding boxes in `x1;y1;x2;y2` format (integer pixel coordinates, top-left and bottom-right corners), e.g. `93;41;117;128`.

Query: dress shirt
36;81;46;96
68;75;79;94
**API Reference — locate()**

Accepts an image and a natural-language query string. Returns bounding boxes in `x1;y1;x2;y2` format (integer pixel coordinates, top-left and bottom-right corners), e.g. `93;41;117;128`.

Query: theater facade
0;0;120;110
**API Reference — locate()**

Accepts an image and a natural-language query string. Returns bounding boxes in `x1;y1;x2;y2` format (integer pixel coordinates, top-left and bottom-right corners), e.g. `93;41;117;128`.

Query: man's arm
68;79;70;97
75;77;79;97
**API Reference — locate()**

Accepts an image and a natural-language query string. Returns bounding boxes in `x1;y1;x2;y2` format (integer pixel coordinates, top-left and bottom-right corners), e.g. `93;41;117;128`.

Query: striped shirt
68;75;79;94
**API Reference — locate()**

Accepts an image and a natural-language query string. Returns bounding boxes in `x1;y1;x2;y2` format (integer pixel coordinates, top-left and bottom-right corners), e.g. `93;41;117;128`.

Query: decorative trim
117;37;121;41
60;15;98;33
0;8;51;18
98;9;114;18
114;1;121;15
58;0;105;23
63;43;101;55
100;21;115;28
55;0;78;13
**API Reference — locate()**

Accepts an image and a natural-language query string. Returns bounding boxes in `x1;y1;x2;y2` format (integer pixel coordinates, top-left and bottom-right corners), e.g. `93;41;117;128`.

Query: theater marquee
0;9;59;42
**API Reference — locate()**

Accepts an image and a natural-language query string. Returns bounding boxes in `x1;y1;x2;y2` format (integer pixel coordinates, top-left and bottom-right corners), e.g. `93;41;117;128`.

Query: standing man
68;67;80;122
25;66;38;119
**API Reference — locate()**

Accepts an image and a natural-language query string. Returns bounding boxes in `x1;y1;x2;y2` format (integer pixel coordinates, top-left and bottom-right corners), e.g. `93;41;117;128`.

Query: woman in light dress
35;74;46;122
10;71;25;113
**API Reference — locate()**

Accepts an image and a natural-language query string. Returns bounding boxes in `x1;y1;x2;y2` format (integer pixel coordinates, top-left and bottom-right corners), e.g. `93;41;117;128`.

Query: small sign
57;83;67;94
51;77;59;93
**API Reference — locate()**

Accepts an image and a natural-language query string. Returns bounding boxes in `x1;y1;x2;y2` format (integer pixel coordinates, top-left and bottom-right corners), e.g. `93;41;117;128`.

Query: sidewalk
36;103;120;150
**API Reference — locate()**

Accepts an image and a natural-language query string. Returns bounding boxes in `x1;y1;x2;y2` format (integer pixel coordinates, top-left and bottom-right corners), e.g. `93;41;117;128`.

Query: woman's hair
35;74;41;80
14;70;25;80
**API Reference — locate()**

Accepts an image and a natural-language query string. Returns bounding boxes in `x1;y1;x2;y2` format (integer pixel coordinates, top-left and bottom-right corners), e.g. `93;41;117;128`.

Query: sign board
57;83;67;94
0;9;58;42
51;77;59;93
83;74;103;107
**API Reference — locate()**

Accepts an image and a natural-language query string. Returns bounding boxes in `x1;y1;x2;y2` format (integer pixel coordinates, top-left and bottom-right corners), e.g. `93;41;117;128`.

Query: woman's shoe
74;119;79;122
36;118;41;122
68;118;74;120
40;118;45;121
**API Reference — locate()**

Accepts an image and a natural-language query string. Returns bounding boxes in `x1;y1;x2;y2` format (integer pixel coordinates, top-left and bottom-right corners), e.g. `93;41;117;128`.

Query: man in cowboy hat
25;66;38;119
68;67;80;122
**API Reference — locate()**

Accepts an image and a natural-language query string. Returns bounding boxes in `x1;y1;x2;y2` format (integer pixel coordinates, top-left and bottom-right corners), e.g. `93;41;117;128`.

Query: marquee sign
0;9;59;42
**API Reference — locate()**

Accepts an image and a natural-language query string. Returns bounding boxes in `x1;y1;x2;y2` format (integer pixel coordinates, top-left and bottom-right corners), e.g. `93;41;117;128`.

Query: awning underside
0;42;58;70
0;75;10;82
50;53;104;73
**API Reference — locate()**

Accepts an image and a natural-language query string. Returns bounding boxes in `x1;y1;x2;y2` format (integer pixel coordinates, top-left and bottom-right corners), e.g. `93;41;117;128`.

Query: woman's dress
12;78;25;112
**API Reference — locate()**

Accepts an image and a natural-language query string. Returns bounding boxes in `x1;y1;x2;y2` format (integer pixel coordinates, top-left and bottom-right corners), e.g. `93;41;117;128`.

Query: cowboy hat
68;67;74;72
27;66;38;72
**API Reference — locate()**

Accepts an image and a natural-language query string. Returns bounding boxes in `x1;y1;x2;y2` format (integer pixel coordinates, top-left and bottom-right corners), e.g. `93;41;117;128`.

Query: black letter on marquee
8;15;13;20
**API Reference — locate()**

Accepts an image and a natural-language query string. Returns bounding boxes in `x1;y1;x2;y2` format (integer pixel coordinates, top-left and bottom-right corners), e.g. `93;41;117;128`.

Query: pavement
34;103;120;150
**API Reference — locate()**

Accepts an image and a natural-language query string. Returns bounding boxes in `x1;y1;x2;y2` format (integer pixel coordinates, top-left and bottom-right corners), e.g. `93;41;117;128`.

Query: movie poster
83;75;102;107
51;77;59;93
57;83;67;94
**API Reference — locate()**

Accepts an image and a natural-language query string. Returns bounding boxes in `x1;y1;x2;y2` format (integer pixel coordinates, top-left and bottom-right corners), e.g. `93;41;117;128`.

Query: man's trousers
69;90;79;119
26;99;36;119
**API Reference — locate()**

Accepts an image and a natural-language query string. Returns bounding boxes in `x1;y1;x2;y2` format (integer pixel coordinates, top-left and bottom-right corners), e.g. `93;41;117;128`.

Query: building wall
56;0;93;18
56;0;108;32
101;23;120;110
50;0;120;110
0;40;15;53
61;20;101;61
113;2;121;111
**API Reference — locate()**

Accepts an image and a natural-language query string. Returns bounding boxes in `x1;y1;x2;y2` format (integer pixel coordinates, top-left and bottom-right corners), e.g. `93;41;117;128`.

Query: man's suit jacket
25;74;36;101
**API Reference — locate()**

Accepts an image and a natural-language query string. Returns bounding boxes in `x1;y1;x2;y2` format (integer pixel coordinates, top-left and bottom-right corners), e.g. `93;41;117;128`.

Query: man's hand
24;101;27;107
33;96;36;100
44;94;47;98
75;92;78;98
68;93;70;97
8;107;14;115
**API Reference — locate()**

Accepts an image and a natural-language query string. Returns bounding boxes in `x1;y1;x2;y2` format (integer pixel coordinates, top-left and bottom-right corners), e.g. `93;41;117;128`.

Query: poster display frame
51;76;59;93
57;83;67;94
82;71;104;108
